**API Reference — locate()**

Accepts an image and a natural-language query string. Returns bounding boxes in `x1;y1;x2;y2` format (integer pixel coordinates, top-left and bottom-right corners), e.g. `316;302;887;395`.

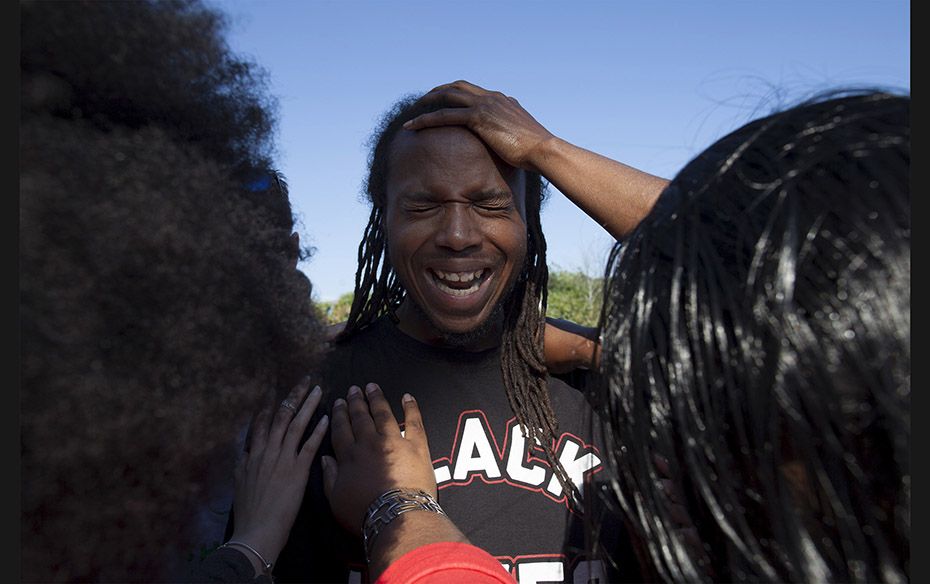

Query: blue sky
216;0;909;302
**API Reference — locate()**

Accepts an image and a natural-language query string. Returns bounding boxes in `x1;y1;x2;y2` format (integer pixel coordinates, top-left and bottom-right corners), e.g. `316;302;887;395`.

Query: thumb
321;455;338;502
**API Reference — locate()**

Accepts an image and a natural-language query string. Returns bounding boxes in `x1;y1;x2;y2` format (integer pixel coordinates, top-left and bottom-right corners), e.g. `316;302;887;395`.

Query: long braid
500;174;579;507
338;206;404;340
345;94;578;506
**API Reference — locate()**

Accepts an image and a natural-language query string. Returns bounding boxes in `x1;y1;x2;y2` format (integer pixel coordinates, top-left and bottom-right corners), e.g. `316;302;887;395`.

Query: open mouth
428;268;491;297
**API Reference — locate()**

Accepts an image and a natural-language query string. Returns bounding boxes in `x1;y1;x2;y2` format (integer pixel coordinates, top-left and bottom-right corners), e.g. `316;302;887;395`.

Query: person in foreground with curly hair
321;87;909;583
20;1;329;581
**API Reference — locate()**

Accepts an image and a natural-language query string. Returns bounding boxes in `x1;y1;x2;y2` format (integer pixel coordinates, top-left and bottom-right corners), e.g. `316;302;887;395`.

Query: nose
434;203;482;252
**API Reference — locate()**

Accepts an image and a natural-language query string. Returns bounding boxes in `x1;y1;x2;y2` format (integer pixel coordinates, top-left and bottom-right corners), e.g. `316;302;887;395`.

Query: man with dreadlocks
322;88;911;584
265;81;668;583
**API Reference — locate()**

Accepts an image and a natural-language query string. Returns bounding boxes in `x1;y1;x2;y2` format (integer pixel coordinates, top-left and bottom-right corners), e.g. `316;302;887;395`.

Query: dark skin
322;384;471;581
543;317;601;374
384;126;529;350
324;82;666;368
321;83;676;579
230;379;329;575
403;80;669;370
404;80;669;241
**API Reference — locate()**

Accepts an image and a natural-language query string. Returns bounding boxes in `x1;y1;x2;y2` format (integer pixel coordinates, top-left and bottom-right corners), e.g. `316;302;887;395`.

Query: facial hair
407;270;521;350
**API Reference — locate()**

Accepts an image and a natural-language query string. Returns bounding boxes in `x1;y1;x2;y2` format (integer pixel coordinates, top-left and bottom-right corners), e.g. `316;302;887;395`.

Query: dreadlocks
339;93;577;501
595;90;909;582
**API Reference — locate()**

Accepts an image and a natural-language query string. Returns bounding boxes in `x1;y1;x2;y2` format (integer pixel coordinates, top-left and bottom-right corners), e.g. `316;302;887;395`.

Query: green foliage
317;269;602;327
316;291;354;325
546;269;604;327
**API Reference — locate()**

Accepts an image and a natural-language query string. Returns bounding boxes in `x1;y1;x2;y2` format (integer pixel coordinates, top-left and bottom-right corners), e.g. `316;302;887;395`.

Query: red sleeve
375;542;516;584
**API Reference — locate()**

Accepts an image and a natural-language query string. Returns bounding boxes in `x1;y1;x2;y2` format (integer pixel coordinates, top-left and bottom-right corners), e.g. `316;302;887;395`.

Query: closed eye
475;202;513;213
404;205;439;214
471;189;515;214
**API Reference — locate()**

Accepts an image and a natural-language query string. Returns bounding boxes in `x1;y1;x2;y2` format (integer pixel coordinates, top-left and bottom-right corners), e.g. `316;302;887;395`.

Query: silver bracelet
362;488;446;563
219;540;274;580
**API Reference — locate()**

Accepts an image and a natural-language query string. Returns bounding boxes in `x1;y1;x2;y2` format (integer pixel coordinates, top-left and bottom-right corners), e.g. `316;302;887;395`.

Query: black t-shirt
270;317;637;583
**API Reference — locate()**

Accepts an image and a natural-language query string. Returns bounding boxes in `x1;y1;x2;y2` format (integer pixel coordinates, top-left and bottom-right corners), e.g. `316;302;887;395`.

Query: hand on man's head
403;80;556;173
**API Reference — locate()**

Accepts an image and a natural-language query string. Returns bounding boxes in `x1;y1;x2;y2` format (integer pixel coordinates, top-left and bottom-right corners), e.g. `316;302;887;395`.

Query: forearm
544;317;601;374
368;511;470;581
531;136;668;240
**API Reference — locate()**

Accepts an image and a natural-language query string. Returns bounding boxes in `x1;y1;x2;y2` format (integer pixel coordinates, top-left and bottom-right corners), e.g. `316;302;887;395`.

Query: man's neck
394;300;503;352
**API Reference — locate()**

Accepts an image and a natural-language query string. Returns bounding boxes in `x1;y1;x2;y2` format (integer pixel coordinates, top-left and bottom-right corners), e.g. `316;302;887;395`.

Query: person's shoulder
329;316;394;351
318;316;400;382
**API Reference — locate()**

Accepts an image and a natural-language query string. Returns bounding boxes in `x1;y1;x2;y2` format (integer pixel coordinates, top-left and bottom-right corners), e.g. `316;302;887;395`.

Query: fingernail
402;393;415;403
347;385;361;397
333;398;347;409
321;455;332;471
365;383;379;394
402;120;412;128
319;414;329;427
310;385;321;397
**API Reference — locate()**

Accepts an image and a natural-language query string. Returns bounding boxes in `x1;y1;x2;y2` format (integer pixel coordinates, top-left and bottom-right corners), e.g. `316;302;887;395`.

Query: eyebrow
399;189;514;202
470;189;514;202
398;191;437;203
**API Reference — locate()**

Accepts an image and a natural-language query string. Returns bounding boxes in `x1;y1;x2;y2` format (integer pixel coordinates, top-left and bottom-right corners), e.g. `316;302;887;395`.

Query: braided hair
339;94;578;501
595;90;909;582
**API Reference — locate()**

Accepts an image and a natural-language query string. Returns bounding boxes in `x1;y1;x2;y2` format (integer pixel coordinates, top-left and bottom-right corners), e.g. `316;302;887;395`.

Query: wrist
526;133;564;174
362;488;445;563
367;506;468;581
219;538;275;580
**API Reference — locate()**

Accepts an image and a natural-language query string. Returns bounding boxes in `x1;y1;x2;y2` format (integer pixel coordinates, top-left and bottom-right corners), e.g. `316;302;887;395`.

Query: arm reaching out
226;378;329;578
544;317;601;374
323;384;471;581
404;80;669;240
